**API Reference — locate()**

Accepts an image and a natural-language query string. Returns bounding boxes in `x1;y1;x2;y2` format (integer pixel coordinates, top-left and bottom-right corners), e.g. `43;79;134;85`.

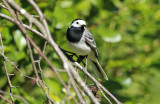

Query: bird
66;19;108;80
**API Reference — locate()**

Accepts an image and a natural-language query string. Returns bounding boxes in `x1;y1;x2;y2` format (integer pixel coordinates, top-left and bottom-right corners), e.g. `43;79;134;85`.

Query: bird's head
70;19;86;28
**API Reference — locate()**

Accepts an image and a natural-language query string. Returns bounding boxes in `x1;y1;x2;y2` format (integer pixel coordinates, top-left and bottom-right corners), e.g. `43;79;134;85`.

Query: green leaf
13;30;26;51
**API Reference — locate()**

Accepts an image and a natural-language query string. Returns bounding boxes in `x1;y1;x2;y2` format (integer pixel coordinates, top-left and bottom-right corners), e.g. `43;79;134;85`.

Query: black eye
76;22;79;24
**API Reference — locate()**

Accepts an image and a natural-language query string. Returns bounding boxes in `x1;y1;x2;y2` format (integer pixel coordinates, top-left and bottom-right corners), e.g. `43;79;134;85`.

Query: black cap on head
71;18;83;24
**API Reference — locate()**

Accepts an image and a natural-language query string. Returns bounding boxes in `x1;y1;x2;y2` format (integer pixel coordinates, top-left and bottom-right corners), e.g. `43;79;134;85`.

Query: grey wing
84;29;98;58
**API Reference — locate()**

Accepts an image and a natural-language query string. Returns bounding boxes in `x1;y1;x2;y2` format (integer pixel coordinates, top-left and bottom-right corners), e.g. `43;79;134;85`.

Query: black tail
91;60;108;80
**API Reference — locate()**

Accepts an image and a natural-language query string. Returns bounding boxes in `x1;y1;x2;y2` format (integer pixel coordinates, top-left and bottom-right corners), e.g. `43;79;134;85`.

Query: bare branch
35;41;50;90
73;62;122;104
26;35;79;103
68;70;86;104
3;0;26;34
26;38;40;79
26;38;55;103
26;1;101;101
6;0;48;37
0;0;122;103
26;35;68;88
0;13;44;39
27;0;51;36
74;81;89;104
17;8;56;103
0;94;12;104
26;35;100;103
2;2;55;102
0;51;36;80
97;85;112;104
0;32;14;103
0;89;29;104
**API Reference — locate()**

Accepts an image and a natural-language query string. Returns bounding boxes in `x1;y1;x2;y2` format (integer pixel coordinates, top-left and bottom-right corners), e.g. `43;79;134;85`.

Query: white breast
67;35;91;56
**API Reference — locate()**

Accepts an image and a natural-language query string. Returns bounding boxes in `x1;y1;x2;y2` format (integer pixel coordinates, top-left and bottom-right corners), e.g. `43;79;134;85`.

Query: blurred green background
0;0;160;104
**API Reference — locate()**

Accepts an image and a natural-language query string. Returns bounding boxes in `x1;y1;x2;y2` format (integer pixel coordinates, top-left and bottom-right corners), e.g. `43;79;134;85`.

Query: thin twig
67;65;100;104
16;9;55;103
0;3;9;10
35;41;50;90
97;85;112;104
39;41;48;61
73;62;122;104
0;33;14;103
74;80;89;104
1;1;122;103
2;1;98;103
62;78;71;104
0;52;36;80
60;49;121;104
27;38;55;103
3;0;26;34
0;89;29;104
26;35;68;89
68;69;86;104
66;79;71;104
6;0;48;37
26;38;40;79
27;0;50;37
4;2;55;102
0;4;77;103
26;35;83;104
0;13;44;38
0;94;12;104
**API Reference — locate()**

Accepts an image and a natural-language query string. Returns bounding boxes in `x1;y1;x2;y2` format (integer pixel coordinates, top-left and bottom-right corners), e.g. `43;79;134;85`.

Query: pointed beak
82;24;86;27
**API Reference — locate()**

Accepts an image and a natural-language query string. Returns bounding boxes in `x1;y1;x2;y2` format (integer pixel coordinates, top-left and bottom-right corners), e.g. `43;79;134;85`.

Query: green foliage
0;0;160;103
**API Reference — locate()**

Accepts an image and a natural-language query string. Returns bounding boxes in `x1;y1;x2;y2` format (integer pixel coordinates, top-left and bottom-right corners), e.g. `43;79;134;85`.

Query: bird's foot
84;66;88;83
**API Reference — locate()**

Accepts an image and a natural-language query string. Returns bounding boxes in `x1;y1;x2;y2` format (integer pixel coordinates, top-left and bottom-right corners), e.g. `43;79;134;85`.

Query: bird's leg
59;47;77;62
77;56;85;63
77;55;88;82
84;55;88;83
76;56;85;73
84;55;88;70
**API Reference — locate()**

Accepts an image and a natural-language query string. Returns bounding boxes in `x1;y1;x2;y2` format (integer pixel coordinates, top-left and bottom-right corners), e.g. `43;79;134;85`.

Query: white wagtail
66;19;108;80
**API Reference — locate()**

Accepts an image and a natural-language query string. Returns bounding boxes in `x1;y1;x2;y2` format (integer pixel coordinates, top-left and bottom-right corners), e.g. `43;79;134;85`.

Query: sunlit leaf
13;30;26;51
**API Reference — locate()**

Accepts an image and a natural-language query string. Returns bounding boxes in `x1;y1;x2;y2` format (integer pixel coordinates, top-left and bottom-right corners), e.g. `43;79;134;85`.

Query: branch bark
0;0;122;104
0;89;28;104
0;32;14;103
0;94;12;104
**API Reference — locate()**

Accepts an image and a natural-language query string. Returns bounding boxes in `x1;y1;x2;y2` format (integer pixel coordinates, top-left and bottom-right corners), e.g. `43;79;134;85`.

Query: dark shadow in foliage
102;0;117;11
103;80;130;102
86;5;99;21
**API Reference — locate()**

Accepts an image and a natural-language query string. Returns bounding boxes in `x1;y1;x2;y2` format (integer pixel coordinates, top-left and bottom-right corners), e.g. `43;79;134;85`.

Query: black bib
66;26;84;43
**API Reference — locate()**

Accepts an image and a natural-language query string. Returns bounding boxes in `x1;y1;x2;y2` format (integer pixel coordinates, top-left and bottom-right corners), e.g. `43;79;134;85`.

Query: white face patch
70;20;86;28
